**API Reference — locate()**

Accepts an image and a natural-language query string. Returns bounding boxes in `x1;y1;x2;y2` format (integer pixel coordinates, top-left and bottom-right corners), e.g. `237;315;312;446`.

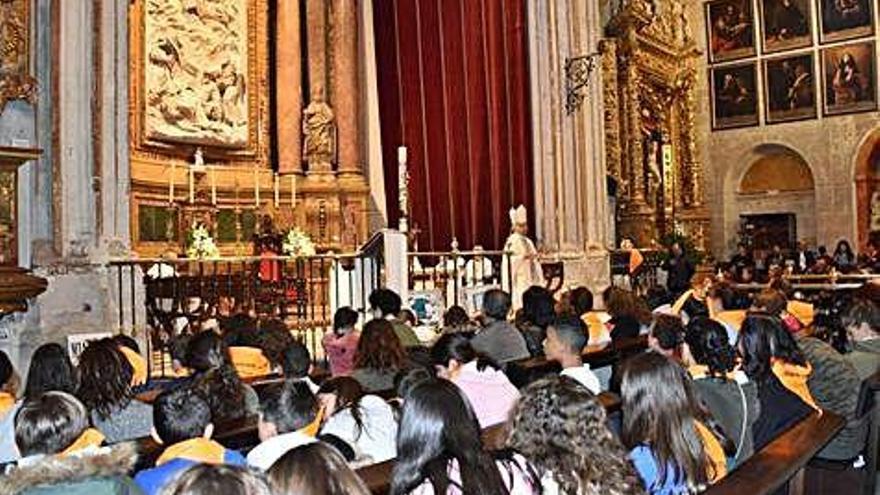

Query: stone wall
689;1;880;258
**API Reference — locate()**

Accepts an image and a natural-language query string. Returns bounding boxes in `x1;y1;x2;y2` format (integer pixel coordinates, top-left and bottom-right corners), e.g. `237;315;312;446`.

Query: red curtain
373;0;533;251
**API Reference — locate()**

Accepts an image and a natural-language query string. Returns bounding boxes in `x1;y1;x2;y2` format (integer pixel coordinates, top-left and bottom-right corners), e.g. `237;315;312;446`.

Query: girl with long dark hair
77;338;153;442
621;352;734;493
24;343;78;401
317;376;398;464
390;379;537;495
738;314;817;449
685;317;759;466
430;333;520;428
185;330;258;422
351;319;409;392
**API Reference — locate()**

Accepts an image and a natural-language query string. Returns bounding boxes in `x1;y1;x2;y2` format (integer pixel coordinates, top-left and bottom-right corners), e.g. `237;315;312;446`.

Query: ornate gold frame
128;0;268;161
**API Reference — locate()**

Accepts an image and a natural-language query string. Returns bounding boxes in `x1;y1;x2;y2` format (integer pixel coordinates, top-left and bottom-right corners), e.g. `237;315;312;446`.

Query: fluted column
276;0;303;175
332;0;361;178
306;0;327;102
304;0;333;175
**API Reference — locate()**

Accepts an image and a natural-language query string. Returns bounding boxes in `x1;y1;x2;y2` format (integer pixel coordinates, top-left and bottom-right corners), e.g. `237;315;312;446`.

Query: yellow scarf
60;428;106;456
671;290;695;315
300;407;324;437
118;346;148;387
581;311;610;344
786;300;814;329
712;310;747;333
0;392;15;417
156;437;226;466
229;346;272;379
695;420;727;483
771;359;820;411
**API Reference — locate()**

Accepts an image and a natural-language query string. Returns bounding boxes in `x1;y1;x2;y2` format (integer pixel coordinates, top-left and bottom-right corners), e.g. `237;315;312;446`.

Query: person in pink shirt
430;334;520;428
323;307;361;376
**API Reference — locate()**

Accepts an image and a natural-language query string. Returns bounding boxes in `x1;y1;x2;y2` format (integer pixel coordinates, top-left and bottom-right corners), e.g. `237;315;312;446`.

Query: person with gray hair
470;289;530;364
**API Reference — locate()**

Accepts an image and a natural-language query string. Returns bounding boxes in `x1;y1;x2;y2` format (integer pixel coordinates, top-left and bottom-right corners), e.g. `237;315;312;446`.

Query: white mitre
509;204;528;226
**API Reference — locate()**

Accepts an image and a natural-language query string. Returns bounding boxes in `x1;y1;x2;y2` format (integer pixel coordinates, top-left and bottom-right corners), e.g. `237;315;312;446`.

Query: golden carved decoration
604;0;708;249
130;0;264;159
0;0;36;112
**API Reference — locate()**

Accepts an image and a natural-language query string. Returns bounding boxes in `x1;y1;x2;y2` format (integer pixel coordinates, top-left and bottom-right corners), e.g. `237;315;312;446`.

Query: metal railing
407;250;513;313
109;237;385;376
609;249;663;294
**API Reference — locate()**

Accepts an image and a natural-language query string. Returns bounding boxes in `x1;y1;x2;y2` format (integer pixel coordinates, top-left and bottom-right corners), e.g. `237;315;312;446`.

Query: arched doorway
734;145;816;254
853;127;880;249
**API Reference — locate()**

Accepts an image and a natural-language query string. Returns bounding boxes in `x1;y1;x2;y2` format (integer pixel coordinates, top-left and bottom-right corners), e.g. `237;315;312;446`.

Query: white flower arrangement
283;227;317;257
186;223;220;259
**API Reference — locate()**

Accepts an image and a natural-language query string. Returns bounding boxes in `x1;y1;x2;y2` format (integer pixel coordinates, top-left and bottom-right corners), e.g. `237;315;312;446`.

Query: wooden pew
704;411;845;495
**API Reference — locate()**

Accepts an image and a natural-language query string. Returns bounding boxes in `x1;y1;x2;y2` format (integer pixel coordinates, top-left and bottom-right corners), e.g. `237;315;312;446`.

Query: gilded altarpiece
128;0;369;258
603;0;709;250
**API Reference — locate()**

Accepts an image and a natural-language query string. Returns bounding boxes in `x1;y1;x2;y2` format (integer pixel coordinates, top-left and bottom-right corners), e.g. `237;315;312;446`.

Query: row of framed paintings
711;40;877;129
707;0;876;63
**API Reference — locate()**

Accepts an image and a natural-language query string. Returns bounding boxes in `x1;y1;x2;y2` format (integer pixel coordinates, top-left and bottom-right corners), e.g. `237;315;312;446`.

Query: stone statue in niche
144;0;248;147
870;190;880;232
303;101;336;165
640;108;663;196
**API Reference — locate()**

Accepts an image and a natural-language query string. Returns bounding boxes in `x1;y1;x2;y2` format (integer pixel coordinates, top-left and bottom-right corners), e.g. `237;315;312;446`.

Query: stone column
276;0;303;175
304;0;333;175
332;0;361;179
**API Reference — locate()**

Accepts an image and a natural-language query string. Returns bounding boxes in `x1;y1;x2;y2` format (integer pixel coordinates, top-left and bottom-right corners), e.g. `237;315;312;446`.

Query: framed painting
710;63;760;130
706;0;758;63
759;0;814;53
817;0;875;43
763;53;818;124
821;41;877;115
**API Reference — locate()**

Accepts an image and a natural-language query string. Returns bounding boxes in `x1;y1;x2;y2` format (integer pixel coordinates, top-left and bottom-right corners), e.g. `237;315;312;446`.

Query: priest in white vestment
501;205;544;311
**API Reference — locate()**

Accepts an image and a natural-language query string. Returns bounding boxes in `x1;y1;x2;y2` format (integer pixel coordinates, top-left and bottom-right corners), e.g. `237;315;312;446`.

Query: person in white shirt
543;315;601;393
247;381;319;471
317;377;397;465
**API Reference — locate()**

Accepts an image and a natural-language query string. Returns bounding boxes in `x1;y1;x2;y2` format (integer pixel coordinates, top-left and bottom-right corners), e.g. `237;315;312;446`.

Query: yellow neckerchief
0;392;15;416
687;364;738;382
581;311;610;344
629;249;644;274
786;300;814;329
712;310;747;333
60;428;106;456
771;359;820;411
156;437;226;466
672;290;695;315
300;406;324;437
228;346;272;379
118;346;148;387
694;420;727;483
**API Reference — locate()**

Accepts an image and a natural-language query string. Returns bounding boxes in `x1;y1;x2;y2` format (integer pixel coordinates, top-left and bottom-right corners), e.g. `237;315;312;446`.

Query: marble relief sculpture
303;101;336;164
144;0;248;147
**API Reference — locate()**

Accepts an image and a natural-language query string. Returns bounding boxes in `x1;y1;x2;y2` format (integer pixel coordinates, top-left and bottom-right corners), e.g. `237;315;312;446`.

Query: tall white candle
210;167;217;205
290;174;296;207
254;168;260;207
169;162;175;203
274;173;280;208
188;166;195;203
397;146;407;165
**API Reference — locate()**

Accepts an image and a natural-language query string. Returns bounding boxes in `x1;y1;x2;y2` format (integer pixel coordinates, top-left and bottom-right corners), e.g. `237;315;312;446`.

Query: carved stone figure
0;0;36;112
302;101;336;164
144;0;249;147
871;190;880;232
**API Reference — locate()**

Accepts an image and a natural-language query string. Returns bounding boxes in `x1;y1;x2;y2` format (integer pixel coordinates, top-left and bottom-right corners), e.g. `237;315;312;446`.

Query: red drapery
373;0;534;251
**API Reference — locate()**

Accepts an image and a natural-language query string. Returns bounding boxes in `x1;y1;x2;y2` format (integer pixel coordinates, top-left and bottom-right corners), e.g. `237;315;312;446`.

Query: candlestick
254;168;260;207
274;173;280;208
188;165;195;203
210;167;217;205
169;162;176;204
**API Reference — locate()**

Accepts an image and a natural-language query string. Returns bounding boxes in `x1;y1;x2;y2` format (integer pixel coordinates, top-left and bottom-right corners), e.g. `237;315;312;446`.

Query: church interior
1;0;880;493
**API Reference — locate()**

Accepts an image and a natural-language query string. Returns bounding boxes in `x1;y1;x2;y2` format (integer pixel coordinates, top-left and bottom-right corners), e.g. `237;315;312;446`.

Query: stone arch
852;126;880;248
721;143;817;253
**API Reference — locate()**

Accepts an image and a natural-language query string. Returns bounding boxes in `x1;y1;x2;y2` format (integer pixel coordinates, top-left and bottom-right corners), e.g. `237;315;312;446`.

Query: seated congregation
0;281;877;495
